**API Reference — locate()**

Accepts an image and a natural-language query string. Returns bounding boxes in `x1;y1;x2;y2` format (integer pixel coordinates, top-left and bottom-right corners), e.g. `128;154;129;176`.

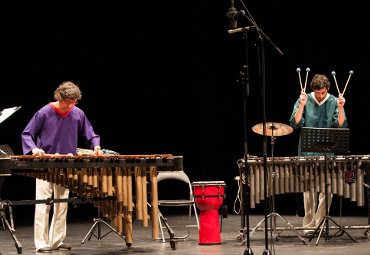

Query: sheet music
0;106;21;124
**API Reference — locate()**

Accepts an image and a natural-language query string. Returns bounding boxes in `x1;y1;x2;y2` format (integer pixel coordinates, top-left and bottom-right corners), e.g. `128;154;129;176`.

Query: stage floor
1;212;370;255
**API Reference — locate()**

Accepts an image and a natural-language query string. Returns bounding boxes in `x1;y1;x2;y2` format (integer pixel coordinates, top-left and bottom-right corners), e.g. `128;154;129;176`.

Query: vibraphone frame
0;154;183;254
238;155;370;239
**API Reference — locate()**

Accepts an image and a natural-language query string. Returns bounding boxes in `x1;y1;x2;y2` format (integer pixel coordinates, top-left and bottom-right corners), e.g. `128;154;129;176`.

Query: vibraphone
0;154;183;253
238;155;370;212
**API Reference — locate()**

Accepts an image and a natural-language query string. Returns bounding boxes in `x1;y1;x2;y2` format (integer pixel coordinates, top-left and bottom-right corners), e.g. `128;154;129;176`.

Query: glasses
62;99;78;105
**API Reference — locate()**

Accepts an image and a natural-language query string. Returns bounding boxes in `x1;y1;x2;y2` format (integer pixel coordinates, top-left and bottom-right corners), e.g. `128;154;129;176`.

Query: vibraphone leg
364;163;370;240
0;200;22;254
0;209;4;230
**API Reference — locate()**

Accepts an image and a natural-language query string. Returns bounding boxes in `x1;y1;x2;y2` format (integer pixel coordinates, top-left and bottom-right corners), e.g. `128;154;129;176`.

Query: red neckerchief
49;102;72;118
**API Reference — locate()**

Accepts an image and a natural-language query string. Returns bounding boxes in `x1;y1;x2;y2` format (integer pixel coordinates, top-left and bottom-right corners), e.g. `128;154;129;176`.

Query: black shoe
296;210;304;217
37;247;52;253
55;244;72;250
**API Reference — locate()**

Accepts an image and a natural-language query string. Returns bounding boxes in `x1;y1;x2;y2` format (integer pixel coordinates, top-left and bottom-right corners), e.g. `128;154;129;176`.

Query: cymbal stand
0;199;22;254
250;130;307;245
81;206;125;244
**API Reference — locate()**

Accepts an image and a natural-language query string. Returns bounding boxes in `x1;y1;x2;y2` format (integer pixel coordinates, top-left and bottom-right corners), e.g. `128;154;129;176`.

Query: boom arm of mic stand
238;10;284;56
257;29;284;56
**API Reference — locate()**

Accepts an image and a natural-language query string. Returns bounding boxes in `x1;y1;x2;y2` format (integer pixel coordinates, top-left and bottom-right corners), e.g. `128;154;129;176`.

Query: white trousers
34;178;69;251
303;191;333;233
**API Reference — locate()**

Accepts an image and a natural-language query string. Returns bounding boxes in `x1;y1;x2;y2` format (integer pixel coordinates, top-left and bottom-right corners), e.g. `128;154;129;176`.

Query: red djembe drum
192;181;226;245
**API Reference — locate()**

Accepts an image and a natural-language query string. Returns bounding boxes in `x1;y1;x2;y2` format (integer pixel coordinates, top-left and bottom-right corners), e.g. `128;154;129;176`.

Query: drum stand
0;199;22;254
81;206;126;244
250;134;307;244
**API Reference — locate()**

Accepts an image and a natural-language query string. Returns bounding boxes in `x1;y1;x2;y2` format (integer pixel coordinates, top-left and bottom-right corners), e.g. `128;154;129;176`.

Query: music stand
300;127;356;244
0;144;22;254
1;108;23;254
0;106;21;124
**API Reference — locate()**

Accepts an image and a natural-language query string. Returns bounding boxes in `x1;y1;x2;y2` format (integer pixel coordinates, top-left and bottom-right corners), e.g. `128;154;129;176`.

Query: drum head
192;181;226;187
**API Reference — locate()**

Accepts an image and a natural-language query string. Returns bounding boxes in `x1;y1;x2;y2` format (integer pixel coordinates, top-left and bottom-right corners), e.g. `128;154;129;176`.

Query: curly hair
310;74;330;91
54;81;82;101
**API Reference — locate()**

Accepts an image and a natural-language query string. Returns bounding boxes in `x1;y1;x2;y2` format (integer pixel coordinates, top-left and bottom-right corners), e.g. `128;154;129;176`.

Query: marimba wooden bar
0;154;183;247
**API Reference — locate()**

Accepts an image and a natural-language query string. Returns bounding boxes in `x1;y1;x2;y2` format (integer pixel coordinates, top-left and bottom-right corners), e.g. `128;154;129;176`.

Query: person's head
310;74;330;102
54;81;82;110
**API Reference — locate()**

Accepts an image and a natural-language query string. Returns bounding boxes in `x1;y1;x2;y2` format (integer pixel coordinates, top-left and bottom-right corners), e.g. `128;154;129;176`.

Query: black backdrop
1;1;369;224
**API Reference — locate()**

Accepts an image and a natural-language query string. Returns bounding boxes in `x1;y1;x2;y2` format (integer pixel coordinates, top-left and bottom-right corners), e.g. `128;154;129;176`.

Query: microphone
228;26;255;34
226;0;239;29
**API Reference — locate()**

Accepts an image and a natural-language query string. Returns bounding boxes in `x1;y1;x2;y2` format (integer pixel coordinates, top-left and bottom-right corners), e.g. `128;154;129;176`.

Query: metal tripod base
249;212;308;245
243;247;254;255
262;249;272;255
309;216;357;245
0;200;22;254
81;218;126;244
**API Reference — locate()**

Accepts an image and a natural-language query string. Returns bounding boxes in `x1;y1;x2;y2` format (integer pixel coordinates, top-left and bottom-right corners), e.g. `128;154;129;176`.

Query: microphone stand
227;4;254;254
227;5;283;255
237;9;283;255
239;30;253;255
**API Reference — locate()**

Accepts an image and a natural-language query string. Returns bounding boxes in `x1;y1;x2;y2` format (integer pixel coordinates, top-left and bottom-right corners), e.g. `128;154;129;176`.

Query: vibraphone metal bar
0;154;183;252
240;155;370;208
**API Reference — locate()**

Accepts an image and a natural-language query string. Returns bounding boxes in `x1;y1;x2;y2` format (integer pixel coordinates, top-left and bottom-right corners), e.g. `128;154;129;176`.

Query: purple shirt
21;103;100;155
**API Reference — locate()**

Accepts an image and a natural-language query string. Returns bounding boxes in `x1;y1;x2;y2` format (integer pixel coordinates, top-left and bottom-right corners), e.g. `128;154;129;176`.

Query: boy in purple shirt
21;81;102;252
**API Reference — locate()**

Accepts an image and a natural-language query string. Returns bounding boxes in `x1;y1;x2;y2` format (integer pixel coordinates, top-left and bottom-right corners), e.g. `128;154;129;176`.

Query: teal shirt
289;92;348;156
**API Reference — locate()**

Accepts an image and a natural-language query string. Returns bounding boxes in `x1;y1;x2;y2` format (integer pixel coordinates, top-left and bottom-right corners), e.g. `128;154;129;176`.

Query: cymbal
252;122;293;137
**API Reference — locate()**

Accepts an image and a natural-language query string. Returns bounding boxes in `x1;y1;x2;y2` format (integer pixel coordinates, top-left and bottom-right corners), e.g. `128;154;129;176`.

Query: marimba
238;155;370;209
0;154;183;251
